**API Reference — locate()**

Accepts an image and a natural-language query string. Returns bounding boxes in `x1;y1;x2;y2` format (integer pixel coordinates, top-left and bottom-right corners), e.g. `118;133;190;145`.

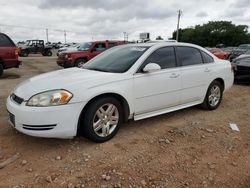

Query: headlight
26;90;73;107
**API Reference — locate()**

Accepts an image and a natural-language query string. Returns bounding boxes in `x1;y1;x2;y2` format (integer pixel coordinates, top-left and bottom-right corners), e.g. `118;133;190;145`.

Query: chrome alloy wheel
93;103;119;137
208;85;221;107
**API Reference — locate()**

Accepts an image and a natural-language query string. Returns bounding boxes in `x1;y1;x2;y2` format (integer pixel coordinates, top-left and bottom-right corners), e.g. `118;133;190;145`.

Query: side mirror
90;48;96;53
143;63;161;73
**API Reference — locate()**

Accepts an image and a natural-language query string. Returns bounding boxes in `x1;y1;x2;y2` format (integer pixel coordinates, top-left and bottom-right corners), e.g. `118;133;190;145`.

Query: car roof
124;42;205;49
92;40;126;43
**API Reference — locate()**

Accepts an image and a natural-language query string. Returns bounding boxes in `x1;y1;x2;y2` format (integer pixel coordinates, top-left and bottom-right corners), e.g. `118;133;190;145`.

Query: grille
22;124;57;131
11;94;24;105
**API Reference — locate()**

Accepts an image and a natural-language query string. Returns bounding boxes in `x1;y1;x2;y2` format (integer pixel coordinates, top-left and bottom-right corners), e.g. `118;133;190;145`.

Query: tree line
172;21;250;47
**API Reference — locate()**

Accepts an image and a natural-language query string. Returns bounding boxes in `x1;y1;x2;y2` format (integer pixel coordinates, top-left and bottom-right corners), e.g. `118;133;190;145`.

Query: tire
21;50;29;57
80;97;123;142
75;59;87;68
46;51;52;56
200;80;223;110
0;64;3;77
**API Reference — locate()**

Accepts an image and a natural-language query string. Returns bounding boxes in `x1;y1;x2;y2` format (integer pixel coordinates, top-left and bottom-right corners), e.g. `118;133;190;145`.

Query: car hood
13;68;120;100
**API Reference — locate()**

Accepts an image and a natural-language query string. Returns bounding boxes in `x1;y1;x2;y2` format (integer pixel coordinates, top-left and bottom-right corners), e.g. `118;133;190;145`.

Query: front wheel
201;80;223;110
75;59;87;68
80;97;123;142
21;50;29;57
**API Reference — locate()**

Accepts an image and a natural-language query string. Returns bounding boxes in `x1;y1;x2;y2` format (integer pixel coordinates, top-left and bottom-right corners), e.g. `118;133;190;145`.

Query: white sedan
6;43;234;142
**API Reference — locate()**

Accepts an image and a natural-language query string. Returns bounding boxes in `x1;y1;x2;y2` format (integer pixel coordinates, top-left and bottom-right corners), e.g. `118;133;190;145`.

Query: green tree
172;21;250;47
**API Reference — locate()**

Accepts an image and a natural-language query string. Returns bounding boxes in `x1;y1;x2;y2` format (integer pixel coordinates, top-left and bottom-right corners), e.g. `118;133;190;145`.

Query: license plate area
9;112;15;127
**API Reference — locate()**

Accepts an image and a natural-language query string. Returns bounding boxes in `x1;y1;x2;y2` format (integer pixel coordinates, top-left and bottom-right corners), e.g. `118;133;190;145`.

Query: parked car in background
52;42;62;49
0;33;21;77
7;43;234;142
232;54;250;77
229;44;250;61
208;48;230;59
56;43;80;56
57;40;126;68
19;40;53;57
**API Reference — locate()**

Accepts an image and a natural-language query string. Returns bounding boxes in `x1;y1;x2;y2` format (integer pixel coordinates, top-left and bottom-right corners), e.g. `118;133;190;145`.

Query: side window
108;43;117;48
0;34;15;47
177;47;203;66
143;47;176;70
201;51;214;63
94;43;106;51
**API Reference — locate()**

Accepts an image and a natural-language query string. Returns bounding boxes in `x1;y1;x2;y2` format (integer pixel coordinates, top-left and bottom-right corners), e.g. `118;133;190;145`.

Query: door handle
170;73;180;78
204;68;211;72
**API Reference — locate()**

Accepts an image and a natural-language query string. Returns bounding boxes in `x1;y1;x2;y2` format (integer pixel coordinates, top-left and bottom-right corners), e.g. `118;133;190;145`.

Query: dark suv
0;33;21;77
57;40;126;68
19;40;53;57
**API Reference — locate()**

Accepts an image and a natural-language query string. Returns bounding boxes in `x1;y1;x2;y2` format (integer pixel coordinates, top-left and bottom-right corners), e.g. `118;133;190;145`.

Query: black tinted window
94;43;106;51
177;47;203;66
201;51;214;63
108;43;117;48
0;34;15;47
143;47;176;69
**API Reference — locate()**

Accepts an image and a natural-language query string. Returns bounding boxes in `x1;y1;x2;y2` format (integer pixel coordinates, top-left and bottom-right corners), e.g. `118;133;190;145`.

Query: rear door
176;46;213;104
0;33;17;68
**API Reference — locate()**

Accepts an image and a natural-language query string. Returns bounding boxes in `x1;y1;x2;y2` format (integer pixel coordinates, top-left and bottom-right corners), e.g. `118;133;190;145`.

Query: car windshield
78;42;92;51
83;46;149;73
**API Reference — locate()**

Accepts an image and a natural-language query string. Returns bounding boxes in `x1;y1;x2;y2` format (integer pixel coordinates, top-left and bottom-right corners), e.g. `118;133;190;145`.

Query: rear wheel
46;50;52;56
201;80;223;110
80;97;123;142
0;64;3;77
75;59;87;68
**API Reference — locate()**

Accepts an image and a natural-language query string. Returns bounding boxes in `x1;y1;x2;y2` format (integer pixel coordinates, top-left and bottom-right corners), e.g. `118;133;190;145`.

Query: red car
57;40;126;68
209;48;230;59
0;33;21;77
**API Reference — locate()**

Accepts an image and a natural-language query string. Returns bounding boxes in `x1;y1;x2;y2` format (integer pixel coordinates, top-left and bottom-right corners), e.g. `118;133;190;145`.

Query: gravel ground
0;54;249;188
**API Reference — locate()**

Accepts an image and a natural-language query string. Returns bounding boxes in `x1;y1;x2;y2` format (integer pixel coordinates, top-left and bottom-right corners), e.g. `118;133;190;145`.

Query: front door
133;47;181;117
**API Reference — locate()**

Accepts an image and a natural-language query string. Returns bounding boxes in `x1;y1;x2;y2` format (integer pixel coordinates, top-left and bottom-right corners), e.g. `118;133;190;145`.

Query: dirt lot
0;54;249;188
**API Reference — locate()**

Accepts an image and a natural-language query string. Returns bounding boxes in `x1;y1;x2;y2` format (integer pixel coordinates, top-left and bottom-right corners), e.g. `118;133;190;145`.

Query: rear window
0;34;15;47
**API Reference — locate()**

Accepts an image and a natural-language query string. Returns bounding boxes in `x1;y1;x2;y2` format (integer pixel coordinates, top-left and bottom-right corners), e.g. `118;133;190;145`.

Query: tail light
15;48;19;58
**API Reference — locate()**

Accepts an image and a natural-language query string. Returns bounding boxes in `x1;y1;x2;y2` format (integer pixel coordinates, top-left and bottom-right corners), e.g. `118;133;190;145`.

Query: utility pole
176;9;182;42
123;32;127;42
46;28;49;43
64;30;66;44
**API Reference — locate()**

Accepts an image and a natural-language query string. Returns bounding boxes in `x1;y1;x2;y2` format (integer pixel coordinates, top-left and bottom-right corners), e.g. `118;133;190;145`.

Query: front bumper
6;96;85;139
57;60;74;68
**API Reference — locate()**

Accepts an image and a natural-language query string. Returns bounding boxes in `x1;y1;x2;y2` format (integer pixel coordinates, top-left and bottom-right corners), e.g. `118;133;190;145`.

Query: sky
0;0;249;43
